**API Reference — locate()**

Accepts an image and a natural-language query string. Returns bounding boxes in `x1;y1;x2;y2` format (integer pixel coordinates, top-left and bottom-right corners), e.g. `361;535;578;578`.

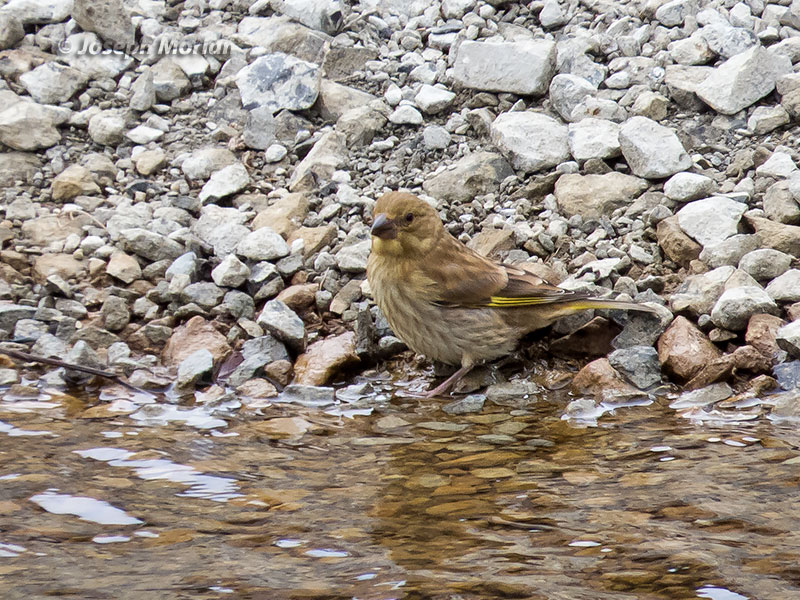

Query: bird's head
370;192;443;257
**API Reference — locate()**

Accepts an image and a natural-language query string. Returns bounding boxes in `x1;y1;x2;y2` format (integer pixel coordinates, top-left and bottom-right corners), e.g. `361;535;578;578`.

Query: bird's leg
424;364;474;398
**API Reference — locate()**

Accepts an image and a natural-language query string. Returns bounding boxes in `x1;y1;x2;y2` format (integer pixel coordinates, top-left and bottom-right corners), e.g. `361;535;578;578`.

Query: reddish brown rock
276;283;318;312
732;345;773;373
657;216;702;267
746;216;800;256
236;378;278;399
571;357;639;399
32;254;84;283
293;331;359;386
657;316;722;382
264;359;293;386
745;313;786;360
685;355;734;390
161;316;232;366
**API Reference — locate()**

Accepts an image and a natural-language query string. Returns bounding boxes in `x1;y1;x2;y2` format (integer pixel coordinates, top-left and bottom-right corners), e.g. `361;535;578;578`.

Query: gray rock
608;345;662;389
676;197;747;247
130;68;155;112
549;73;596;122
13;319;48;341
619;116;691;179
612;302;673;349
739;249;793;282
151;58;191;102
166;252;199;281
194;206;251;257
423;151;513;203
182;282;225;310
336;104;388;147
72;0;134;45
236;52;320;112
0;369;19;385
453;39;557;95
710;286;779;331
490;111;569;174
655;0;696;26
555;172;647;219
101;295;130;332
270;0;344;34
265;144;288;162
696;46;792;115
211;254;250;288
198;163;250;203
663;172;717;202
698;23;758;59
0;99;63;151
1;0;72;24
766;179;800;224
0;12;24;49
756;151;797;179
765;269;800;302
0;304;37;332
58;32;133;79
256;300;305;351
119;228;185;262
773;361;800;391
668;34;714;66
88;110;127;146
748;105;790;135
539;0;569;27
388;104;423;125
777;320;800;359
6;198;35;220
485;381;542;408
315;79;376;122
19;62;89;105
567;118;620;161
699;234;760;268
670;265;735;316
288;130;347;189
242;105;277;150
181;147;238;180
221;290;256;320
0;152;42;186
236;227;290;261
176;349;214;388
336;239;371;273
421;125;451;150
414;84;455;115
226;334;290;387
278;384;335;407
31;333;70;359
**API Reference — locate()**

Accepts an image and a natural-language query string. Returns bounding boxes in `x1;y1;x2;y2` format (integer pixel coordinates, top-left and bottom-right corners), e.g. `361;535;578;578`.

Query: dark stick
1;348;153;395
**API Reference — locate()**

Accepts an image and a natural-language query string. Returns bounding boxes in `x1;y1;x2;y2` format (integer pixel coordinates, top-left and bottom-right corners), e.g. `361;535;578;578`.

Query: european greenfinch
366;192;656;396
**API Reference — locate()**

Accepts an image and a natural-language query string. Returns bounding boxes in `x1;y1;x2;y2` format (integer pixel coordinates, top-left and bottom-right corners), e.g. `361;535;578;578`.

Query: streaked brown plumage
366;192;656;396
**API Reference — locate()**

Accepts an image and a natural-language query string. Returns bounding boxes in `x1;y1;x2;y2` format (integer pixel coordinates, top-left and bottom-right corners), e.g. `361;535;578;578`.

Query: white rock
567;118;620;161
655;0;697;26
126;125;164;144
19;62;89;105
755;151;797;179
236;227;290;261
739;249;793;282
264;144;288;163
676;197;748;247
181;147;237;180
548;73;596;122
211;254;251;288
490;112;569;174
668;34;715;66
539;0;568;28
414;84;455;114
0;99;63;150
198;163;251;203
422;125;451;150
663;172;717;202
88;110;127;146
747;105;790;135
765;269;800;302
711;286;779;331
777;320;800;358
619;116;691;179
453;39;557;95
695;46;792;115
0;0;72;24
388;104;423;125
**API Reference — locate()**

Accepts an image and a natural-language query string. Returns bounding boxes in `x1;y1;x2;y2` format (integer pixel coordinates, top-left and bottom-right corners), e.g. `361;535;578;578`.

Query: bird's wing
420;235;589;308
483;264;591;307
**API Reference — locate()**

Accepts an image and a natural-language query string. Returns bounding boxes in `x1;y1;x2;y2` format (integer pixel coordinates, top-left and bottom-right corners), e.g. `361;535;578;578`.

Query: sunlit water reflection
1;369;800;600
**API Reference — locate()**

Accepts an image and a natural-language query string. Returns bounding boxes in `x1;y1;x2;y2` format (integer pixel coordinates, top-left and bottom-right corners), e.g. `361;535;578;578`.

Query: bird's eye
405;212;414;223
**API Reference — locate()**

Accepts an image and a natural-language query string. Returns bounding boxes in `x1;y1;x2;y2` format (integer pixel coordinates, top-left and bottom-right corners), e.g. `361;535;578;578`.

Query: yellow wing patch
486;295;562;307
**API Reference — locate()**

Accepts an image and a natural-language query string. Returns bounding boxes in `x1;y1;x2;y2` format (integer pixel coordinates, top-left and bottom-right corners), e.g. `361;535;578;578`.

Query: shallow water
1;370;800;600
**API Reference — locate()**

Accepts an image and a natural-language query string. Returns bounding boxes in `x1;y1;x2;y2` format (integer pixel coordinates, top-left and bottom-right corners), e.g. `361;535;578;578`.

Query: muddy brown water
1;368;798;600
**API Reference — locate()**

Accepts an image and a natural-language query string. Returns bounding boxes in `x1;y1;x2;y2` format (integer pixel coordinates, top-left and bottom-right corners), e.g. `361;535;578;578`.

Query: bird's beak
371;213;397;240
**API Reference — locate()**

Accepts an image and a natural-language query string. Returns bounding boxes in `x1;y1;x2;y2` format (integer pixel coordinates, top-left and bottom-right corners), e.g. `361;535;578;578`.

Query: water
1;369;799;599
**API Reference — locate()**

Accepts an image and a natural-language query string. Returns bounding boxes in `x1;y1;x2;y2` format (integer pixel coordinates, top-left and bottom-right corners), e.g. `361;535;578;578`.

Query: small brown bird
366;192;657;397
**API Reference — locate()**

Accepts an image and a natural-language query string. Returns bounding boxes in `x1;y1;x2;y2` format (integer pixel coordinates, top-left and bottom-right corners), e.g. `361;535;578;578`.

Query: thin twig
1;348;153;396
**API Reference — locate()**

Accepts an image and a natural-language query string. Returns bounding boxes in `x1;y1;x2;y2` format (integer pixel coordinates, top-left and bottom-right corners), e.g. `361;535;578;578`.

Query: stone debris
0;0;797;410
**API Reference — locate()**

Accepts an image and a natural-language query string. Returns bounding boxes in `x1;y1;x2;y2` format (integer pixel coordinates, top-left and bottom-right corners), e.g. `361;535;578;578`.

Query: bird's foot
424;364;473;398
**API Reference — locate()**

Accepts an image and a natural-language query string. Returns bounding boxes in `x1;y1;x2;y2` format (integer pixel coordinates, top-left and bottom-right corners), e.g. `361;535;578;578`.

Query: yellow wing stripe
486;296;561;307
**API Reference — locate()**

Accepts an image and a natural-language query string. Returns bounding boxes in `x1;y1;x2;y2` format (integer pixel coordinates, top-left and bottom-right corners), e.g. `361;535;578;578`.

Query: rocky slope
0;0;799;416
